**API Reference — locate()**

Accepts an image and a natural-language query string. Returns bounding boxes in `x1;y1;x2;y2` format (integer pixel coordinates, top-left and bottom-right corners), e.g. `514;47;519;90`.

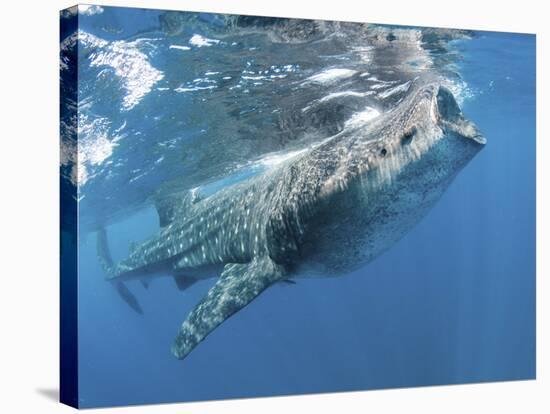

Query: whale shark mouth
435;86;487;146
462;125;487;145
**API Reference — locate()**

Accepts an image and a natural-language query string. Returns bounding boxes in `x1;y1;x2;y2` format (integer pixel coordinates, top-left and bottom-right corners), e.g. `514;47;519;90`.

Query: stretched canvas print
60;4;536;408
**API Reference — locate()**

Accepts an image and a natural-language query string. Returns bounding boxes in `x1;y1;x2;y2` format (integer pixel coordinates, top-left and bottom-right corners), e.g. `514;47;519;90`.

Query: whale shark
98;80;485;360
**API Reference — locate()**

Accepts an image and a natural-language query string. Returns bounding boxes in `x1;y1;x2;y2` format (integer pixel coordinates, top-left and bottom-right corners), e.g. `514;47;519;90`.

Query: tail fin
96;227;114;273
115;281;144;315
96;227;144;315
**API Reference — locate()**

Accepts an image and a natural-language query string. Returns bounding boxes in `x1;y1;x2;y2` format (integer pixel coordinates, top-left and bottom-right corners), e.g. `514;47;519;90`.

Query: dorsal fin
129;241;138;255
154;188;202;227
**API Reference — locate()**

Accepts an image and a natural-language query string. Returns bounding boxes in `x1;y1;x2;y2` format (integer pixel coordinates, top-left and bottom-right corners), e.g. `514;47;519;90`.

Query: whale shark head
351;82;486;192
298;82;486;274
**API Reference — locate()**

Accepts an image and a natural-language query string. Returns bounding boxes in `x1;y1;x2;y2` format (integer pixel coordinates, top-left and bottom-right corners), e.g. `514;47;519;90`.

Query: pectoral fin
171;256;285;359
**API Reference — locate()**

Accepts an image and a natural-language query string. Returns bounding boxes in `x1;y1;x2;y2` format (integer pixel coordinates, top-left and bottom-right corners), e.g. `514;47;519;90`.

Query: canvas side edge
59;5;79;409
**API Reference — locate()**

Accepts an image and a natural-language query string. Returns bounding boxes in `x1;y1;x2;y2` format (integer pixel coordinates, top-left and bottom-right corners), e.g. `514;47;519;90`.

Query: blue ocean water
65;7;535;408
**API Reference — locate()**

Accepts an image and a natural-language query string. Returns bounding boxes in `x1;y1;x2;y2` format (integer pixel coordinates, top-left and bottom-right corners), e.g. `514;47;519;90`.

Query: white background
0;0;546;412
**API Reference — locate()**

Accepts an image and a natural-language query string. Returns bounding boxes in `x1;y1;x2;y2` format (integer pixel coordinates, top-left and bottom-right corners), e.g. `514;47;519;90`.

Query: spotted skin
171;256;285;359
99;81;485;360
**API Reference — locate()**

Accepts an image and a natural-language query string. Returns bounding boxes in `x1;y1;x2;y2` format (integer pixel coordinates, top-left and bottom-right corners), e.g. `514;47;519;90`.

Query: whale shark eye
401;127;417;146
380;148;387;157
